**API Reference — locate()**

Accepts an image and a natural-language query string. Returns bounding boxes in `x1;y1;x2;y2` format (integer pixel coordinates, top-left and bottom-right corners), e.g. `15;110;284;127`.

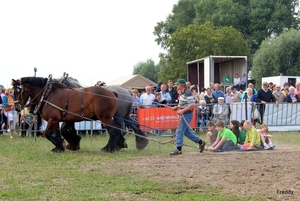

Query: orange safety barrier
137;107;197;131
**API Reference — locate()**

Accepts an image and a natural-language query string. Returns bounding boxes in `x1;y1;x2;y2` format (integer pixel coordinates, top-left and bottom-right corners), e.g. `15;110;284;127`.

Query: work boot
170;149;182;155
199;141;206;153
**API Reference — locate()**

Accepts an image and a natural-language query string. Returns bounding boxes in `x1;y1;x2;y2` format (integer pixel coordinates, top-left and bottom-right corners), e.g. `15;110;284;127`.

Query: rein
33;75;53;115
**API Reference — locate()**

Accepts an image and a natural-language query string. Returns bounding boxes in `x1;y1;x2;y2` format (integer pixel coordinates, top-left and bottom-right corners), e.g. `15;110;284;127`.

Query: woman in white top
233;74;240;89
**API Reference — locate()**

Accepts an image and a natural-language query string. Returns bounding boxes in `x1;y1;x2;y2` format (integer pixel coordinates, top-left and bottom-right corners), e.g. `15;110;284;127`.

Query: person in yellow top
20;106;36;137
241;120;261;150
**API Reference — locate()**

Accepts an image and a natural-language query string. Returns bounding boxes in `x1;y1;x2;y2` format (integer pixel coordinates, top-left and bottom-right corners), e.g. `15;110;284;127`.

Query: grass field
0;131;298;201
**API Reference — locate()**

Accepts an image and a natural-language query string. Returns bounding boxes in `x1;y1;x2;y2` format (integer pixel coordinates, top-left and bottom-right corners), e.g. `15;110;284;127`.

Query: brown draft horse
16;76;127;152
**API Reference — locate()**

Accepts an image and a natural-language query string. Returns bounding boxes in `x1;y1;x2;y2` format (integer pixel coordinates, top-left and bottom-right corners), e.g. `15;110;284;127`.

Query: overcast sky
0;0;178;88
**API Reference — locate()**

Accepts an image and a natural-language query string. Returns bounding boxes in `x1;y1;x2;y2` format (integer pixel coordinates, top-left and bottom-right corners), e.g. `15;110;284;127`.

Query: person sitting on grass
257;124;274;149
206;121;218;146
210;121;237;152
238;120;247;145
240;120;261;150
229;120;240;141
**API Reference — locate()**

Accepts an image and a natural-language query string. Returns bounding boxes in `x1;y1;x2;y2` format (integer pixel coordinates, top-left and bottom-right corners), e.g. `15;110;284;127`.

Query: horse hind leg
45;128;66;152
60;122;82;151
125;117;149;150
101;120;127;153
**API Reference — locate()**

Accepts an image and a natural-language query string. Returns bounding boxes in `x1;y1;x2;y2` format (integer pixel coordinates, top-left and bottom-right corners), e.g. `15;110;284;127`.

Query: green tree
133;59;160;83
154;0;197;49
158;22;250;83
154;0;299;53
251;28;300;86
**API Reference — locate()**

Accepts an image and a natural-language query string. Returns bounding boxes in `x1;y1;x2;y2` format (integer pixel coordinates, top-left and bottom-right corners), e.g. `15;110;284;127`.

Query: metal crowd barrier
6;102;300;136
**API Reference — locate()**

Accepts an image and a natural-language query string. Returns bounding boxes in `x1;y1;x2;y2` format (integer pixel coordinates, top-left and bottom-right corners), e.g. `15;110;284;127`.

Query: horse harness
24;74;87;121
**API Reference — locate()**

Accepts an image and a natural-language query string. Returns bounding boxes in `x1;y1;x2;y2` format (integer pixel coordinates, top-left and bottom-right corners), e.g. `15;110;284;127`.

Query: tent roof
107;74;157;89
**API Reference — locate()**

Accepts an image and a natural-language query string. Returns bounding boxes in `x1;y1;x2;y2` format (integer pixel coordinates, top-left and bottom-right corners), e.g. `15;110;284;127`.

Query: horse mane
20;77;68;89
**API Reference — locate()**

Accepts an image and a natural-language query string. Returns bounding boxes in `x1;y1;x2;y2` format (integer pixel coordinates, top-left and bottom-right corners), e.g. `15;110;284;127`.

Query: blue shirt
212;90;224;102
160;91;171;104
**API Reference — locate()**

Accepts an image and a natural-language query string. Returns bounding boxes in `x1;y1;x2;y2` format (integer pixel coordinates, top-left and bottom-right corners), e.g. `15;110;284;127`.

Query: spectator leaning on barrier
285;86;300;103
169;78;206;156
272;85;285;103
166;80;178;105
282;82;290;96
256;82;278;124
241;83;257;102
160;84;171;104
140;86;155;108
231;86;242;102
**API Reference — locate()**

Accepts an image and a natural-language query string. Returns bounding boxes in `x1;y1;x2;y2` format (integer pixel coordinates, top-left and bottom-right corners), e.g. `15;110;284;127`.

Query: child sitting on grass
258;124;274;149
206;121;218;146
210;121;237;152
238;120;247;145
229;120;240;141
240;120;261;150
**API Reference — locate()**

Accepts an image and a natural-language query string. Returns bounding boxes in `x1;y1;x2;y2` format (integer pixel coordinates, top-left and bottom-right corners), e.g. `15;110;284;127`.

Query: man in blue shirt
160;84;171;105
212;83;225;102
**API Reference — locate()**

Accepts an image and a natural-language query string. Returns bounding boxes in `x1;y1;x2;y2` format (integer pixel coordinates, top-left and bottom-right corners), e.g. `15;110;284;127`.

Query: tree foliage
132;59;160;83
158;22;250;83
252;29;300;86
154;0;299;53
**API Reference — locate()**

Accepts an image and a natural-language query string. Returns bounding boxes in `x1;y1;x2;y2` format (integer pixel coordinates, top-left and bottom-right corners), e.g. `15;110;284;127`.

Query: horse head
11;79;24;112
18;77;48;107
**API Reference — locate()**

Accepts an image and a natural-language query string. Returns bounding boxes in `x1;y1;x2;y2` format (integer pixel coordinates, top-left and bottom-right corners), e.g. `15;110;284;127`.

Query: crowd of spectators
130;74;300;134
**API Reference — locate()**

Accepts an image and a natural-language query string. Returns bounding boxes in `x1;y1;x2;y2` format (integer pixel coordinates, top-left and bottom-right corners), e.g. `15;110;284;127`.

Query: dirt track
114;145;299;201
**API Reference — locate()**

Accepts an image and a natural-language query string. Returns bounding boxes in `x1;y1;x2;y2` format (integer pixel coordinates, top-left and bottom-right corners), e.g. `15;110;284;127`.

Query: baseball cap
263;82;268;85
218;97;225;100
175;78;186;85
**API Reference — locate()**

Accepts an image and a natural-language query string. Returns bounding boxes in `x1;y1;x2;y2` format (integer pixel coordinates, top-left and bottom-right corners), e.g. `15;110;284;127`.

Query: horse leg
101;120;127;153
44;122;66;152
60;122;82;151
125;116;149;150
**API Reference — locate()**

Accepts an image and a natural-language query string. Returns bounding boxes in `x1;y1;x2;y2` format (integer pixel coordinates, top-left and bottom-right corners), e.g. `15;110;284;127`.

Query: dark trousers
21;122;31;137
222;140;237;151
259;104;265;124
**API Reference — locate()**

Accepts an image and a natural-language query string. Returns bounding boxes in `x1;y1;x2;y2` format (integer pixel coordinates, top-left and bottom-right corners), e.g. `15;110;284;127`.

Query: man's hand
177;110;184;115
172;106;179;111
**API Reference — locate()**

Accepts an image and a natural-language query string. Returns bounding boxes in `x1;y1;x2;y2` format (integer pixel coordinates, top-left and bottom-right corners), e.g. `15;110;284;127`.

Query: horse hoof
66;143;80;151
101;146;117;153
136;137;149;150
51;147;65;153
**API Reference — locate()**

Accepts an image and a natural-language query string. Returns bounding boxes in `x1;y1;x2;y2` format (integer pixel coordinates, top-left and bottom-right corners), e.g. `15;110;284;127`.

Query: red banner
137;107;197;131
